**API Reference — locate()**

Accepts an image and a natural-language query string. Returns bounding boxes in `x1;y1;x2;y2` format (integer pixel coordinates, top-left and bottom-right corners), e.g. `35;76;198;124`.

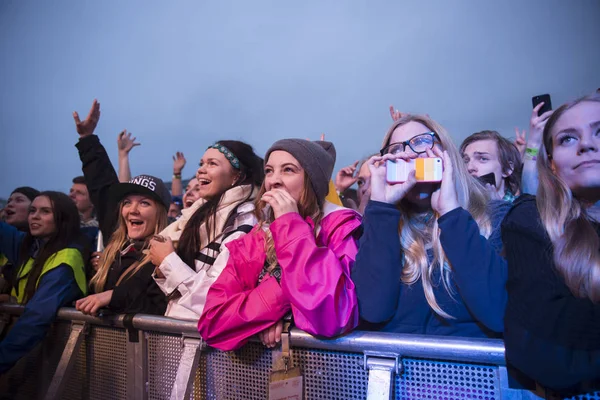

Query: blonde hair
255;172;322;271
381;114;491;318
90;199;168;293
536;93;600;303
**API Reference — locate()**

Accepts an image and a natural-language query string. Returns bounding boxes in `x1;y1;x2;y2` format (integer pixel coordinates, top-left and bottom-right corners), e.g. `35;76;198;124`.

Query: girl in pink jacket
198;139;361;351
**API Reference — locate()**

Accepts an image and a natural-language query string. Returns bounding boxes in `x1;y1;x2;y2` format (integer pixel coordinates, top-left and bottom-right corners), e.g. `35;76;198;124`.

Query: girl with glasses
352;114;509;338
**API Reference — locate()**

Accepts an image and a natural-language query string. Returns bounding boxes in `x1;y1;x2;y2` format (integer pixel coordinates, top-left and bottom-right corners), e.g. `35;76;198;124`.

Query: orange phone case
386;158;443;183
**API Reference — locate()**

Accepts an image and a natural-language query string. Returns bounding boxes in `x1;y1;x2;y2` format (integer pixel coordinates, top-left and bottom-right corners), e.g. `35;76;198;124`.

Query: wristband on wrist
172;173;182;180
525;147;538;161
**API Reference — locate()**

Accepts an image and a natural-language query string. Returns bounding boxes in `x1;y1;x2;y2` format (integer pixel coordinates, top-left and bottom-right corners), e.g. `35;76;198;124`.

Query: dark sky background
1;0;599;196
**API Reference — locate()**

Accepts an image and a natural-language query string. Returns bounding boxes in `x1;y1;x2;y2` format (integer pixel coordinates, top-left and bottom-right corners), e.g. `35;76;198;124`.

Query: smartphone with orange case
386;158;443;183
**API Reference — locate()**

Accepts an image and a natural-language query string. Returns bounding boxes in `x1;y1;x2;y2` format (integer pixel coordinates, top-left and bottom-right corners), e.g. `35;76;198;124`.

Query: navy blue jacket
501;195;600;391
0;222;83;374
352;200;508;337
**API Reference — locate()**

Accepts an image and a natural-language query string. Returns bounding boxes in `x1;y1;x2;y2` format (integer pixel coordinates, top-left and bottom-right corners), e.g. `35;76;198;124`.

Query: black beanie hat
11;187;40;202
265;139;336;204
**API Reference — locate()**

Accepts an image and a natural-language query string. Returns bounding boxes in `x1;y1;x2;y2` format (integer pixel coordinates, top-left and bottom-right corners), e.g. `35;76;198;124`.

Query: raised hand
258;320;283;348
261;189;299;219
117;130;141;154
73;99;100;137
514;128;527;159
368;153;417;205
389;105;403;121
335;161;359;193
172;152;186;175
529;102;554;148
430;147;459;217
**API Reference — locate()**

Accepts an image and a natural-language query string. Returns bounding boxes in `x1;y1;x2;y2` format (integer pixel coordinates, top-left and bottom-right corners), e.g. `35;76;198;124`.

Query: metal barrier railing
0;304;597;400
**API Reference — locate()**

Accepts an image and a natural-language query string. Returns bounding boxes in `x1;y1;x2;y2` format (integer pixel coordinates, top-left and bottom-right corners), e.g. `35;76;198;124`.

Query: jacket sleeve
75;135;120;244
270;212;360;337
0;265;83;374
438;207;508;333
198;237;290;351
351;200;403;324
0;222;25;266
154;230;247;319
109;263;168;315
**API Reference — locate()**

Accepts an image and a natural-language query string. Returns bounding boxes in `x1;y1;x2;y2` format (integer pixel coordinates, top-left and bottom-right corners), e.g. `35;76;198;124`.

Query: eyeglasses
380;132;439;156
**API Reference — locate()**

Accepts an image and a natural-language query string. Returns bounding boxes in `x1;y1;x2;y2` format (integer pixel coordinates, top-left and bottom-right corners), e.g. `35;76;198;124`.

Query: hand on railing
258;320;283;348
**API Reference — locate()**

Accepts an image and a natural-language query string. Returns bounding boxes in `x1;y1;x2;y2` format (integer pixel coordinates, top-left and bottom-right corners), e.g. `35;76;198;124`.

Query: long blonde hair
381;114;491;318
254;173;322;271
536;93;600;303
90;200;168;293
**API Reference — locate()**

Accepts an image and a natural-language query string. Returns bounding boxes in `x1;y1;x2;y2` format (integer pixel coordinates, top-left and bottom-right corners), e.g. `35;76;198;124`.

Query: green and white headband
208;143;241;169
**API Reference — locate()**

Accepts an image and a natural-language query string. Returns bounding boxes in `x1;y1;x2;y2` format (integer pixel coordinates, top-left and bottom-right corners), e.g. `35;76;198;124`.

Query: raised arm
73;100;120;242
171;152;186;196
117;130;140;183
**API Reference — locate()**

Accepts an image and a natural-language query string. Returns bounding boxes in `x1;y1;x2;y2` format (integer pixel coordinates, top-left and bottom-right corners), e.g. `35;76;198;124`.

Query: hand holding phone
386;158;443;184
532;94;552;117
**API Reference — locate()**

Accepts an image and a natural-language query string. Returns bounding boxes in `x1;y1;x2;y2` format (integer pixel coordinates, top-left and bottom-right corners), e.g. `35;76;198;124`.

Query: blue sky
1;0;599;196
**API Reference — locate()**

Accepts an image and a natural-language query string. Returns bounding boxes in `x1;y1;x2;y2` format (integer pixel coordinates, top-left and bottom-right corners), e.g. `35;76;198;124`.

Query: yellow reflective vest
11;248;87;304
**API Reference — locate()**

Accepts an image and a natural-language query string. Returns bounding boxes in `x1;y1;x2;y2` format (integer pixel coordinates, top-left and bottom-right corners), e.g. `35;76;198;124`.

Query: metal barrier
0;304;597;400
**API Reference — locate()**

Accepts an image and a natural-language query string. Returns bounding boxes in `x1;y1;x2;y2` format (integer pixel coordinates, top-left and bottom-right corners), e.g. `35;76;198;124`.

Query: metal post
127;328;148;400
364;353;400;400
44;321;88;400
169;337;204;400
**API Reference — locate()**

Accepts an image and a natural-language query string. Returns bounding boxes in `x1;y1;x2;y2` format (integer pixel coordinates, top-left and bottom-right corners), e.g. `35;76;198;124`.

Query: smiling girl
501;93;600;391
0;192;87;373
72;100;168;316
198;139;361;351
148;141;264;321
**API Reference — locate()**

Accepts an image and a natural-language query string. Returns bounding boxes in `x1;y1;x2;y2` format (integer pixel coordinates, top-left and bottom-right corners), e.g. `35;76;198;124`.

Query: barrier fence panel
1;305;599;400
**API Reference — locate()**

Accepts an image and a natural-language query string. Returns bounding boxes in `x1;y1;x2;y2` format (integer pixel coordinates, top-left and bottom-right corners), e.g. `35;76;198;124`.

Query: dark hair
176;140;264;268
11;187;40;202
72;176;86;185
460;130;522;195
16;191;84;303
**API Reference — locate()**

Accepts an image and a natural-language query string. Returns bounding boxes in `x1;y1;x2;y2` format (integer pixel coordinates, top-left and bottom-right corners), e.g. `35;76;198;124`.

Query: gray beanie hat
265;139;336;204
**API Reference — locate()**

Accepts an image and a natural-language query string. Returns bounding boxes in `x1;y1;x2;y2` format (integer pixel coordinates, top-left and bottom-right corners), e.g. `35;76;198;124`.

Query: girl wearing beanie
198;139;361;351
71;100;168;316
148;141;264;321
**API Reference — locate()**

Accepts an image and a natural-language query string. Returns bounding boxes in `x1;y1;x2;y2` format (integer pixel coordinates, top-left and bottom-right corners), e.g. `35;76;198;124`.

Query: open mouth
4;210;15;217
184;199;194;208
30;223;41;230
128;219;145;227
198;178;211;186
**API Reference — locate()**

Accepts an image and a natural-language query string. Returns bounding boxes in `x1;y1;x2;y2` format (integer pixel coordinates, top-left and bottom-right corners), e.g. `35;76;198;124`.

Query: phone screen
477;172;496;187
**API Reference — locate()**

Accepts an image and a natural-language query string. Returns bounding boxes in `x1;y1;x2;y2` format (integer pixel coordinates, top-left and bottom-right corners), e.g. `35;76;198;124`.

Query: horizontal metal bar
289;329;506;365
0;304;505;365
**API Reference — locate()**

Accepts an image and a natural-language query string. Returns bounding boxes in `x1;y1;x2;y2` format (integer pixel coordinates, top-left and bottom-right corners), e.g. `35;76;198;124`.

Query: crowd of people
0;91;599;395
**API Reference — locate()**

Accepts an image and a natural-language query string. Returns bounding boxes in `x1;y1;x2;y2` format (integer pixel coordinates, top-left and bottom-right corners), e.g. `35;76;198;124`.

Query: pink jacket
197;204;361;351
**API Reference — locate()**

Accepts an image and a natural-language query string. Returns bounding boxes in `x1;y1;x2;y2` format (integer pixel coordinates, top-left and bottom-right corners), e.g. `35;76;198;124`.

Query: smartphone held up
386;158;443;184
532;94;552;116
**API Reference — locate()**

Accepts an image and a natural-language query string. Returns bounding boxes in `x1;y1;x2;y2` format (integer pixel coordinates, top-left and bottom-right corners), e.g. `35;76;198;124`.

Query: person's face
121;194;159;240
28;196;56;239
69;183;93;214
195;149;240;200
264;151;305;203
389;121;443;208
356;162;371;213
4;192;32;229
462;139;507;193
549;101;600;202
182;178;201;208
168;203;182;219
